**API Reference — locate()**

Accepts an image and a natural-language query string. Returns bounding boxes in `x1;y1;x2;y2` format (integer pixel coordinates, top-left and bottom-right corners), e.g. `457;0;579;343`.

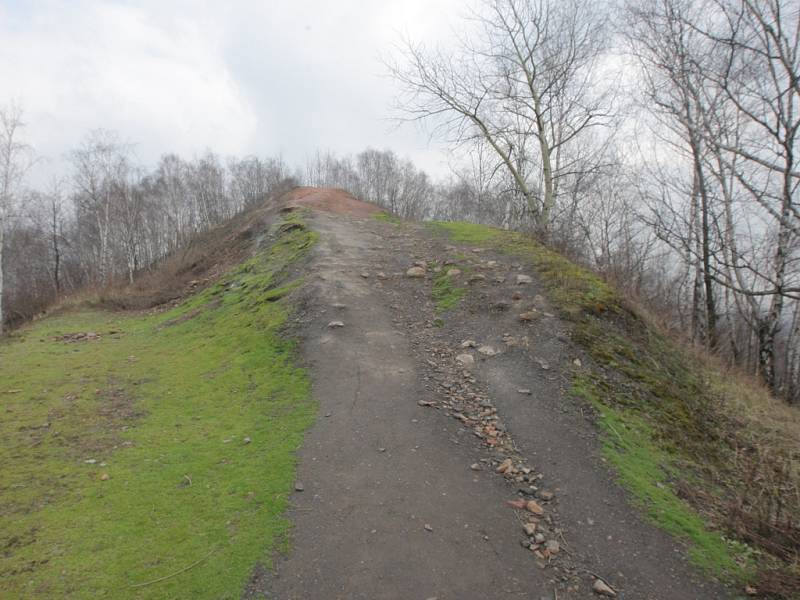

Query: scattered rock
517;388;532;395
461;340;478;348
518;312;538;322
417;400;435;407
545;540;560;554
294;482;305;492
331;303;347;309
414;260;427;268
477;345;497;356
424;523;433;532
379;447;387;453
327;321;345;328
526;500;545;515
406;267;426;278
523;522;537;536
537;490;554;501
446;268;462;277
84;459;97;464
506;498;527;510
744;585;758;596
573;358;582;367
470;463;481;471
534;532;546;544
377;272;388;280
455;353;475;367
491;301;511;311
55;332;102;343
100;473;110;481
360;271;370;278
243;436;252;444
512;291;523;301
516;274;533;285
496;458;513;473
592;579;616;597
532;294;547;308
468;274;485;283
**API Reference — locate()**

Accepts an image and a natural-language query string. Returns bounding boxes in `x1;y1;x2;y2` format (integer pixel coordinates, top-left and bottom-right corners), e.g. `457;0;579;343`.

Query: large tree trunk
688;131;718;349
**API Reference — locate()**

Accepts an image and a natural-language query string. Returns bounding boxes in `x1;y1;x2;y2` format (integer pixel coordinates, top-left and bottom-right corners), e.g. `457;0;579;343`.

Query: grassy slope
430;221;800;595
0;214;317;599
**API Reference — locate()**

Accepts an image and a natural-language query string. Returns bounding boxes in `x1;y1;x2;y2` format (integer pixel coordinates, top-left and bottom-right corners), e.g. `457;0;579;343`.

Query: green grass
432;266;467;311
373;211;402;225
430;219;758;582
573;376;749;577
0;214;318;599
428;221;500;244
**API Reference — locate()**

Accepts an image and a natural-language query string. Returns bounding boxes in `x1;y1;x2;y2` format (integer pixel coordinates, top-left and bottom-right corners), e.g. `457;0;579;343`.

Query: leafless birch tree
387;0;611;232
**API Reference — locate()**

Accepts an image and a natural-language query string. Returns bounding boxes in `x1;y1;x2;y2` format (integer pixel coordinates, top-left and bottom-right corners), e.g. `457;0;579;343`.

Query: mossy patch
428;221;500;245
373;211;402;225
0;213;318;599
432;266;467;312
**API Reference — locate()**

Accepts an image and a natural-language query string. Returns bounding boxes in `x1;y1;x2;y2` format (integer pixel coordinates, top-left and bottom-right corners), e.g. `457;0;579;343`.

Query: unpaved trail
254;193;732;600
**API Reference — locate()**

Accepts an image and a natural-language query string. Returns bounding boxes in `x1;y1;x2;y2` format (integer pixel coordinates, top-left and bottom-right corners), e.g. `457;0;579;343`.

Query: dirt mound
285;187;381;218
86;187;375;314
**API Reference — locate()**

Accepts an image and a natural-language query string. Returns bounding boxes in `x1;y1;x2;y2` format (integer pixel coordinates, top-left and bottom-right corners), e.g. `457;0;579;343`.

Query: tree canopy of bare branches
387;0;612;232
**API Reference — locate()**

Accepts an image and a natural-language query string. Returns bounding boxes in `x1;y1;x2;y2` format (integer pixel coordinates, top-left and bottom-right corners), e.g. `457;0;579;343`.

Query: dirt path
255;196;732;599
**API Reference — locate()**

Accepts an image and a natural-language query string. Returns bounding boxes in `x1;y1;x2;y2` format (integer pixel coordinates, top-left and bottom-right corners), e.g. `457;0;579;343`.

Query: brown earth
285;186;382;218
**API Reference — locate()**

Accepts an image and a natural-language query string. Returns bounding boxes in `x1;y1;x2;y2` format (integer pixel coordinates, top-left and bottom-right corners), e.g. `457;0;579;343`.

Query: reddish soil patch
285;187;381;218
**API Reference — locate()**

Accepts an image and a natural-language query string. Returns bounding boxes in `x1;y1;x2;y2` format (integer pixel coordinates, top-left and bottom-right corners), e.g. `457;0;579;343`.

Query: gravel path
253;195;733;600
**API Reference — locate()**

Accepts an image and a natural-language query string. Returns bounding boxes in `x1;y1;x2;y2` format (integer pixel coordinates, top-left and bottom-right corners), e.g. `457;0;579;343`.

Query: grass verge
430;220;800;596
0;212;317;599
373;211;402;225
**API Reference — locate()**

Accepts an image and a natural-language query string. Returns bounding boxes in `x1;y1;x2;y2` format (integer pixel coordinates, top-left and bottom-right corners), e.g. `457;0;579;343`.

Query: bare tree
388;0;611;232
0;103;33;333
43;179;67;294
702;0;800;390
623;0;726;348
623;0;800;394
70;130;134;285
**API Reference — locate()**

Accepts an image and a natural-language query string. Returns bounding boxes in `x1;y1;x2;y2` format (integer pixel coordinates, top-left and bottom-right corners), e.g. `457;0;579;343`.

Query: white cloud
0;0;463;184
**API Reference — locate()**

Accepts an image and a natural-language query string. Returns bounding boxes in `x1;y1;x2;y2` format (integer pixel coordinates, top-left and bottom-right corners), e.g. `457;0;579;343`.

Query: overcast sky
0;0;464;183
